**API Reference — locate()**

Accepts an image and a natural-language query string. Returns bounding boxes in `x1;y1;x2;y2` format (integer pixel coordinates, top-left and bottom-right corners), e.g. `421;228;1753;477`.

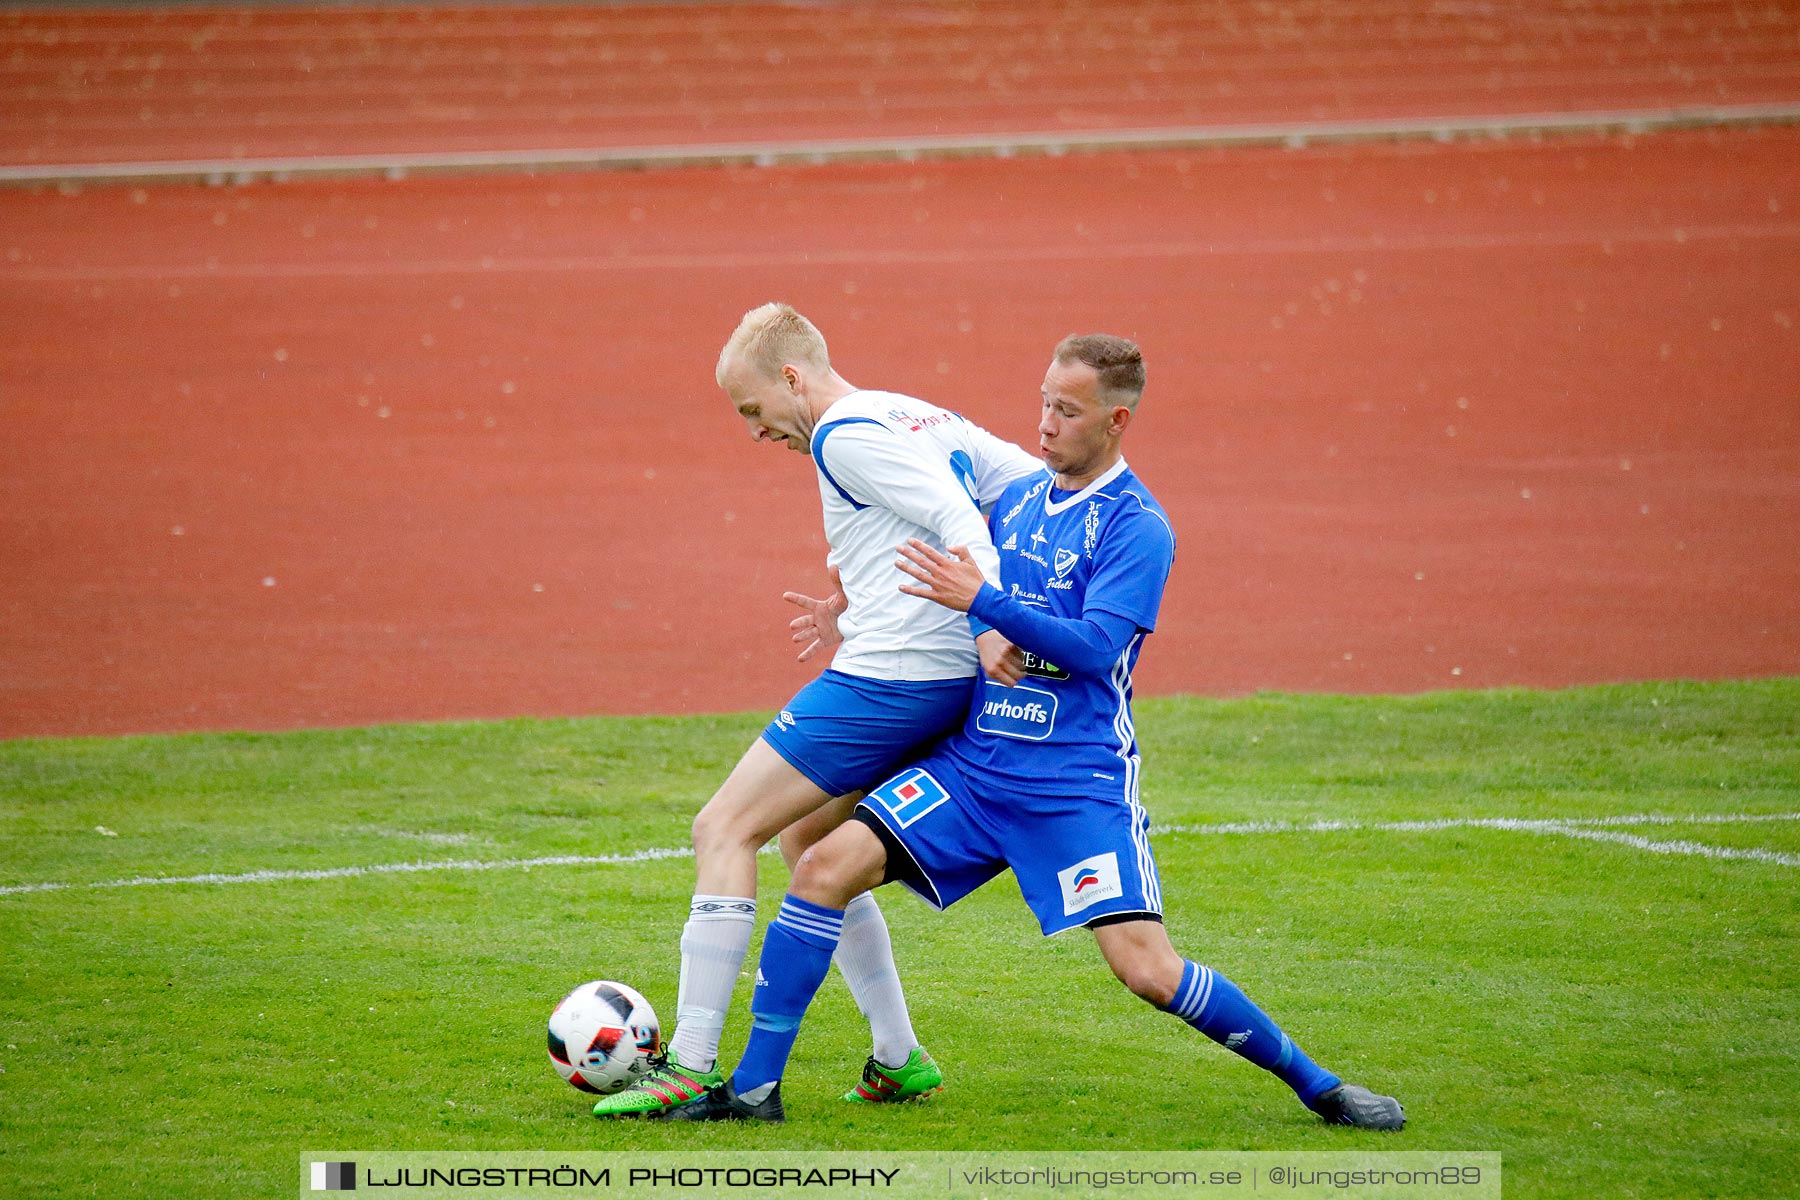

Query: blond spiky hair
716;302;831;386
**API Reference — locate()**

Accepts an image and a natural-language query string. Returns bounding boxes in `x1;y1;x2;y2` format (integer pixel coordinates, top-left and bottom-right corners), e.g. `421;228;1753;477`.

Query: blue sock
1161;960;1341;1109
730;895;844;1095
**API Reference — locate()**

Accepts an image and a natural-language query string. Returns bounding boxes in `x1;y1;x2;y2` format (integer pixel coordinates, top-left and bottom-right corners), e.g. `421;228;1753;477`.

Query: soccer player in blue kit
667;334;1406;1129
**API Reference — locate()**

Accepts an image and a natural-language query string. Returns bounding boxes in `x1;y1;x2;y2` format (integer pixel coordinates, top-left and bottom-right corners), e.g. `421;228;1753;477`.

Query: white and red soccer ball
546;980;661;1094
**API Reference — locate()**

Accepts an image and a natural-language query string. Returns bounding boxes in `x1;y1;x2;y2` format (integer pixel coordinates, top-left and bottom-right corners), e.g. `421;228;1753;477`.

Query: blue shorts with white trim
761;669;974;799
855;746;1164;936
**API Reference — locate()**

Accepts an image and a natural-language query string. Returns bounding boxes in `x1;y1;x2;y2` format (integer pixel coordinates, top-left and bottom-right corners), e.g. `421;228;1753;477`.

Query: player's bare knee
691;791;761;861
690;812;743;869
789;843;851;907
689;800;725;857
790;830;880;909
777;824;816;869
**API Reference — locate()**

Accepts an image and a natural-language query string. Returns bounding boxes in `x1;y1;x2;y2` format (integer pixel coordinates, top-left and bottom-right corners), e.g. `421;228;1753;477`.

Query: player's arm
965;500;1025;685
976;588;1137;678
964;421;1045;509
897;502;1175;679
896;539;1139;677
814;421;1004;585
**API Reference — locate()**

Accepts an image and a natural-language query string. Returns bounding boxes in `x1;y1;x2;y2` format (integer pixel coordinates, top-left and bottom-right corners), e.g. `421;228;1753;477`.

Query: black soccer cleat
1311;1083;1406;1131
657;1078;785;1124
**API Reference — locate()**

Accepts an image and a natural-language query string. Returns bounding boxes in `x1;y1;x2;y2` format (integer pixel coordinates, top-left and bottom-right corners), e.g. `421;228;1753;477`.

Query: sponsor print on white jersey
809;391;1041;682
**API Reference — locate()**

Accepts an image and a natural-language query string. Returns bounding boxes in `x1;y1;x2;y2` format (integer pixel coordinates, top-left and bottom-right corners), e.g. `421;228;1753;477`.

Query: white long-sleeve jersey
809;389;1042;681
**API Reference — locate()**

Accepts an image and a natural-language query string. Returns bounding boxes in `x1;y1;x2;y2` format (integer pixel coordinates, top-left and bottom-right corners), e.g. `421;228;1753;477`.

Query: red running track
4;1;1800;165
2;126;1797;737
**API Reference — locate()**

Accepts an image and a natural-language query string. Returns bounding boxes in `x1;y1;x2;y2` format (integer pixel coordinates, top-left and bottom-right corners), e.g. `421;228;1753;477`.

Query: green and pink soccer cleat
591;1047;723;1118
841;1047;945;1103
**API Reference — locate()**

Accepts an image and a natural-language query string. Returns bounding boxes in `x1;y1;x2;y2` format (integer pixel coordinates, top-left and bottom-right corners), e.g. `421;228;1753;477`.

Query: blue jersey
945;459;1176;793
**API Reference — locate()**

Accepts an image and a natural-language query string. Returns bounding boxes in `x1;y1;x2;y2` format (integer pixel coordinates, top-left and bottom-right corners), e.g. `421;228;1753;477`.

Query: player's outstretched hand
975;630;1024;687
896;539;985;612
783;568;847;663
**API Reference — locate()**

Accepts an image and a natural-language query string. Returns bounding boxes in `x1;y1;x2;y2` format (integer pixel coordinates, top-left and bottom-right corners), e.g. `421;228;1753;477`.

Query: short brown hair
717;302;831;387
1054;334;1145;409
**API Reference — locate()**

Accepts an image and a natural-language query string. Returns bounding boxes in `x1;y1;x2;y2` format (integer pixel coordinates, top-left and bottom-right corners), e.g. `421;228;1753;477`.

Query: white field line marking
1155;812;1800;868
3;812;1796;898
0;845;695;897
4;101;1799;186
5;221;1797;285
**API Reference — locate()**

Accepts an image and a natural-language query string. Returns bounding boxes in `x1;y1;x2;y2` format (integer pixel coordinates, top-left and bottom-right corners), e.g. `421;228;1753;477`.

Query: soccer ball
546;980;661;1095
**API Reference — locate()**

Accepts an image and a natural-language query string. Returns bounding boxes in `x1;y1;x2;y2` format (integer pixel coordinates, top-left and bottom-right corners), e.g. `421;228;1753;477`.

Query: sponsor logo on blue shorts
1058;852;1123;916
870;768;951;828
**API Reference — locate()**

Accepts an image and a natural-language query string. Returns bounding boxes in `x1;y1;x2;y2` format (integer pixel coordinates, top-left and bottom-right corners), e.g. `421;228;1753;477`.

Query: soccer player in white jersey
592;303;1041;1116
667;335;1405;1130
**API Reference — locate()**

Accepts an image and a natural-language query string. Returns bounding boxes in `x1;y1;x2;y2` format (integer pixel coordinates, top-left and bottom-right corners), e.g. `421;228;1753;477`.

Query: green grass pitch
2;680;1796;1198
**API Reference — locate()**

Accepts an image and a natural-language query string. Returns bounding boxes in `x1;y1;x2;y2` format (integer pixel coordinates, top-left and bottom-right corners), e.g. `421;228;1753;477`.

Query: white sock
834;891;920;1068
668;894;755;1073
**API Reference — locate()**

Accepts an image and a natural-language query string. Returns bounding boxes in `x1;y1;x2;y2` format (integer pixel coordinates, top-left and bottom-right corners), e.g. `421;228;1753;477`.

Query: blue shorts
761;670;975;799
855;748;1164;936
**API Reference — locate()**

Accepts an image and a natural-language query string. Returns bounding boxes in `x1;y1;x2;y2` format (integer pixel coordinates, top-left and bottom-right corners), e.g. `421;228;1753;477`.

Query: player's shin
834;892;921;1068
731;895;844;1100
1161;961;1341;1108
667;895;757;1072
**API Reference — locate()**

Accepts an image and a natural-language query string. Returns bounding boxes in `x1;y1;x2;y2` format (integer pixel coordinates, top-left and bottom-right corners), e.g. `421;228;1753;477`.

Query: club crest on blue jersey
1057;852;1123;915
975;682;1058;740
869;767;951;828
